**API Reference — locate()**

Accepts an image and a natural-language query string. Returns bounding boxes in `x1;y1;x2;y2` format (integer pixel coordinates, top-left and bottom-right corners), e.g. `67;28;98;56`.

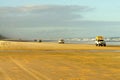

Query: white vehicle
58;39;64;44
95;36;106;46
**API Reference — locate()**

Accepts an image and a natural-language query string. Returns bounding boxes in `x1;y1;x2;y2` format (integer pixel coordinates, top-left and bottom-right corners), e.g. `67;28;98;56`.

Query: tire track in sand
9;56;51;80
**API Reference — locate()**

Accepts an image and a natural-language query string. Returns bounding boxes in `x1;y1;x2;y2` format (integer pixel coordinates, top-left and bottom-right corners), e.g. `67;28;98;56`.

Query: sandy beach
0;41;120;80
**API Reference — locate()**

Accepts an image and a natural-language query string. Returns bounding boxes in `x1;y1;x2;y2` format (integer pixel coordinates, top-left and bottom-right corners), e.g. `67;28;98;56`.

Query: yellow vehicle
96;36;104;40
95;36;106;46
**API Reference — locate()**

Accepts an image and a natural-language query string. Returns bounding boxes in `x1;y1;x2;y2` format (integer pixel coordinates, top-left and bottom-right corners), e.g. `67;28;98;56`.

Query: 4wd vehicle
58;39;64;44
95;36;106;46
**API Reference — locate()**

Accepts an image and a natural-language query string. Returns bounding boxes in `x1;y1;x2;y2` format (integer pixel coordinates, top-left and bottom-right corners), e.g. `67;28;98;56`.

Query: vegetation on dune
0;34;7;39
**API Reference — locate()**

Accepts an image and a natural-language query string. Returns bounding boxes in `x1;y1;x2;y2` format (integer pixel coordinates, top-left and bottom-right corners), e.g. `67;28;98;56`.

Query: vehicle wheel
104;44;106;46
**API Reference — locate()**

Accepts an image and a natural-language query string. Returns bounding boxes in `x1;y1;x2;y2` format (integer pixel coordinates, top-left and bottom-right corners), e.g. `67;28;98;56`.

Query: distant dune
0;34;7;39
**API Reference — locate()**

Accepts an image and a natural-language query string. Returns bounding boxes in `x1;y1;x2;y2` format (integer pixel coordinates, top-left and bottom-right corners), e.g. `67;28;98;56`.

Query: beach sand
0;41;120;80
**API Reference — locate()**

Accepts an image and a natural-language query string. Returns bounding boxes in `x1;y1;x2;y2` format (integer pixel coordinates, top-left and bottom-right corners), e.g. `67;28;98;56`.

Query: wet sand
0;41;120;80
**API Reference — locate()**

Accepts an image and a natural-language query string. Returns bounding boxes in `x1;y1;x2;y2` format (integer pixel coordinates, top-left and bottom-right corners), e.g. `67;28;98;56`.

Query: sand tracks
0;56;50;80
9;56;51;80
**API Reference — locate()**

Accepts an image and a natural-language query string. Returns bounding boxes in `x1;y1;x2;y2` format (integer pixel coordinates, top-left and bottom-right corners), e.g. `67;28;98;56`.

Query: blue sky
0;0;120;39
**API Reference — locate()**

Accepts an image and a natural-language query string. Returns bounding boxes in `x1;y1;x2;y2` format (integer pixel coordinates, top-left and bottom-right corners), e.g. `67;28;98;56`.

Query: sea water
2;26;120;45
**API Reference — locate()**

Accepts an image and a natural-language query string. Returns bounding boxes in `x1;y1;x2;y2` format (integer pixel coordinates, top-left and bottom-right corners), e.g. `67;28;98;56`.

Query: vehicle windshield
98;40;104;41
